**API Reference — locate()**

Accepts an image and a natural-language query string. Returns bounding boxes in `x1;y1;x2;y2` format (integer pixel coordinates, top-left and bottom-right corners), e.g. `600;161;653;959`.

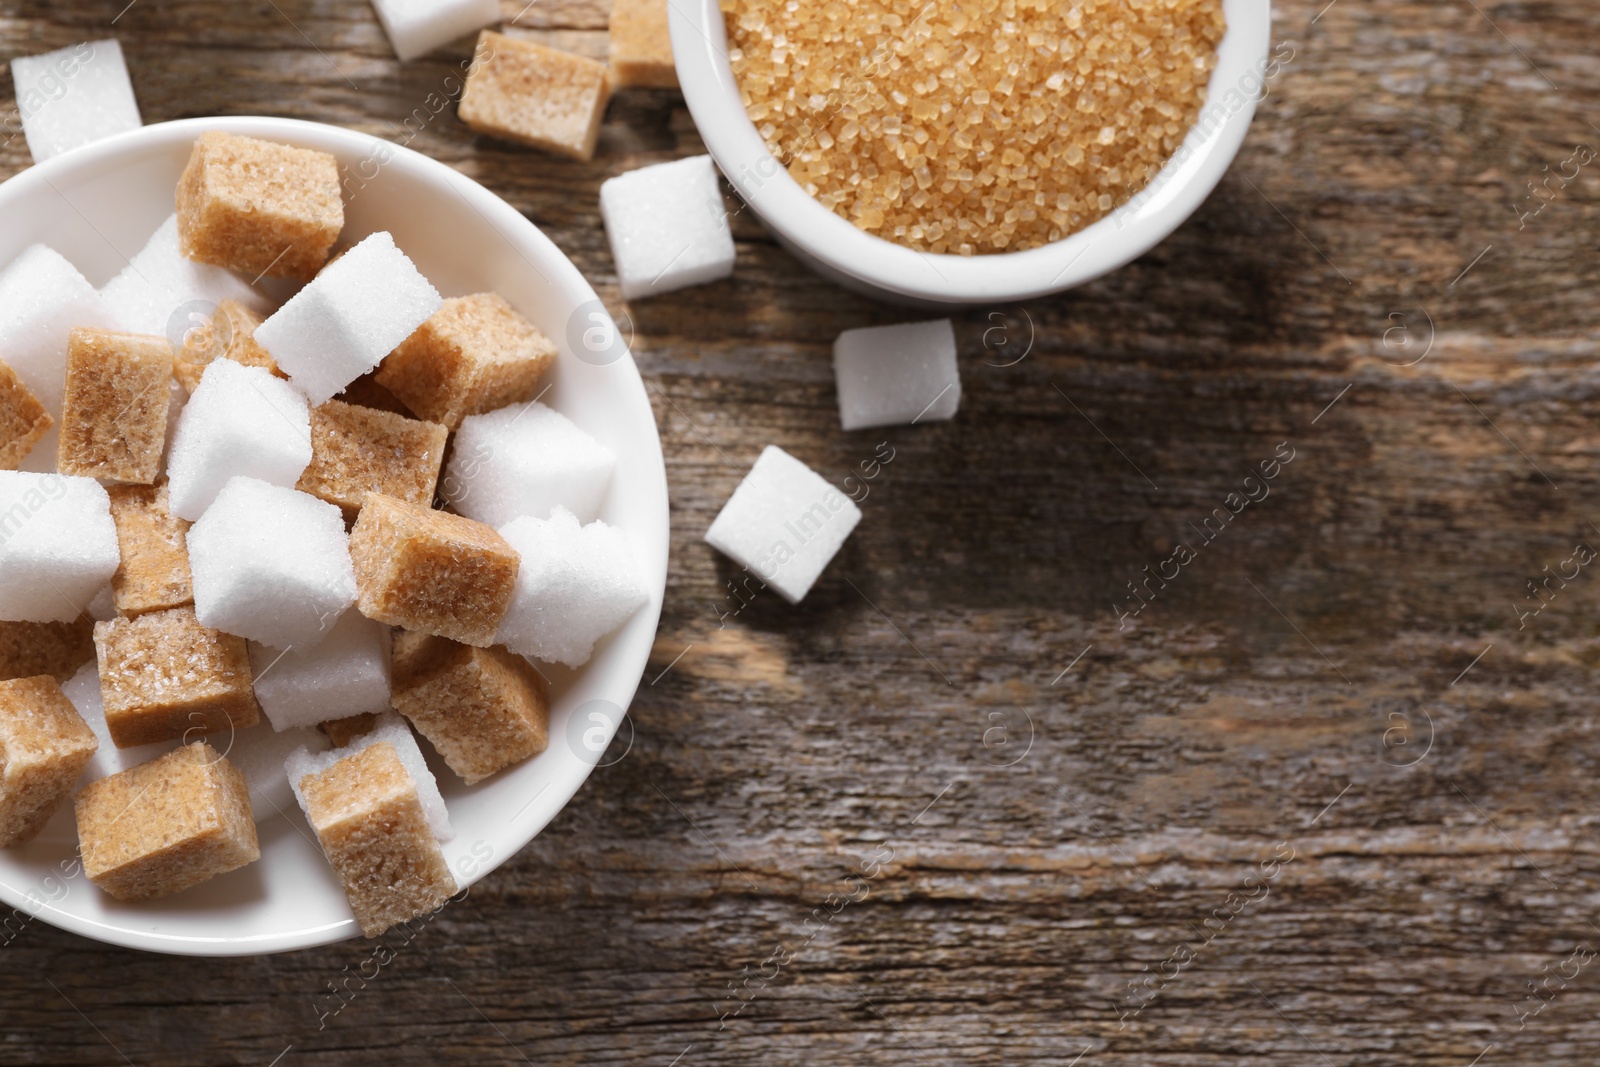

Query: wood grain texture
4;0;1600;1063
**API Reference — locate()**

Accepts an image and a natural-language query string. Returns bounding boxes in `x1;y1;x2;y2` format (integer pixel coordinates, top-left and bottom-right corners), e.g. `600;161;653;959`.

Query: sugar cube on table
250;610;391;732
187;477;358;651
61;660;173;782
172;299;282;395
443;401;616;527
295;400;448;517
704;446;862;604
369;0;501;62
285;724;455;937
106;482;193;616
833;319;961;431
255;231;442;406
459;31;612;162
496;507;647;667
56;328;173;484
349;493;519;647
600;155;735;300
0;358;53;470
376;293;556;430
75;742;258;901
100;214;269;338
391;630;547;783
0;244;116;416
609;0;678;88
176;131;344;280
94;605;261;748
0;675;98;847
9;40;141;164
0;471;119;623
165;359;312;521
0;618;94;683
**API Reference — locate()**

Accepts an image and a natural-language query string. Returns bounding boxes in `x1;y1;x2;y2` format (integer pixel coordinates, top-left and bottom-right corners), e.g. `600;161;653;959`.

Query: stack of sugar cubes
0;129;648;936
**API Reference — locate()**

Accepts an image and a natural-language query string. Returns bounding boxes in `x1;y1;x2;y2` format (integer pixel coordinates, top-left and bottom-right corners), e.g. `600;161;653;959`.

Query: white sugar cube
255;231;442;405
227;725;330;819
10;40;141;164
704;446;861;604
249;611;391;732
495;507;648;667
833;319;961;431
100;214;269;338
187;477;357;650
0;471;119;622
0;244;115;416
63;661;174;783
286;712;452;842
444;401;616;527
600;155;736;301
370;0;500;61
166;360;312;521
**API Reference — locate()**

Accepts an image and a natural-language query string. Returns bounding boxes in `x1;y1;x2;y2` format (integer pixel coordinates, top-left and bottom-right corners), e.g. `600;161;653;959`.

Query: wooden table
5;1;1600;1063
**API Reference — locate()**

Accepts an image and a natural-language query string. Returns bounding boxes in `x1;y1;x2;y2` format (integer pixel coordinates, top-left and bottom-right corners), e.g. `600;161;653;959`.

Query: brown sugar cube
0;676;98;848
176;131;344;279
94;607;260;748
56;328;173;484
390;631;548;784
459;31;613;162
75;742;258;901
349;494;519;646
377;293;557;430
609;0;678;89
173;299;284;395
0;618;94;683
296;400;449;517
294;740;455;937
106;483;193;617
0;358;52;470
320;712;380;747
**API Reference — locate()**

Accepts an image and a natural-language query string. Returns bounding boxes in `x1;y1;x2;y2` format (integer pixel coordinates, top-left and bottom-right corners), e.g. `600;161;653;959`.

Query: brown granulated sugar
722;0;1224;254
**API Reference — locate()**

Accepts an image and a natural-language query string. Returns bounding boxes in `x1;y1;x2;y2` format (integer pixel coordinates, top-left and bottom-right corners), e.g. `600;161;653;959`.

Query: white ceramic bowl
671;0;1272;305
0;116;669;955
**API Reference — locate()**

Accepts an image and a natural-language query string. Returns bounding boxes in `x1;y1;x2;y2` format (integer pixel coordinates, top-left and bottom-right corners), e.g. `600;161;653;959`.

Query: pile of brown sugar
723;0;1225;255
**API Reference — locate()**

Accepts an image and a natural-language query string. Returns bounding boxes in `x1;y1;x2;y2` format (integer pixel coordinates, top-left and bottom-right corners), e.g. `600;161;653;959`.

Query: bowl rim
670;0;1272;305
0;115;670;956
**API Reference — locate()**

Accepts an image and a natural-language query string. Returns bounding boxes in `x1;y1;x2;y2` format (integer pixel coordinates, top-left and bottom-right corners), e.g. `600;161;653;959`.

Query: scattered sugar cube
255;231;442;406
391;630;547;784
172;299;283;395
609;0;677;88
376;293;556;430
56;328;174;484
349;493;518;646
250;610;391;732
165;359;312;521
285;728;455;936
0;244;116;416
600;155;735;300
75;742;258;901
187;477;358;651
833;319;961;431
106;483;193;616
444;401;616;527
459;31;612;162
10;40;141;164
321;712;380;747
0;618;94;683
288;712;450;842
370;0;501;61
704;446;862;604
0;358;53;470
224;724;329;819
0;675;98;847
296;400;448;517
176;132;344;280
94;606;261;748
496;508;647;667
0;471;119;623
60;660;172;782
100;215;269;338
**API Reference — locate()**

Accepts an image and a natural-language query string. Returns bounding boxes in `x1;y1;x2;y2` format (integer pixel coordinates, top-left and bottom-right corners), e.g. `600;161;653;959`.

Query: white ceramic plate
0;117;669;955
